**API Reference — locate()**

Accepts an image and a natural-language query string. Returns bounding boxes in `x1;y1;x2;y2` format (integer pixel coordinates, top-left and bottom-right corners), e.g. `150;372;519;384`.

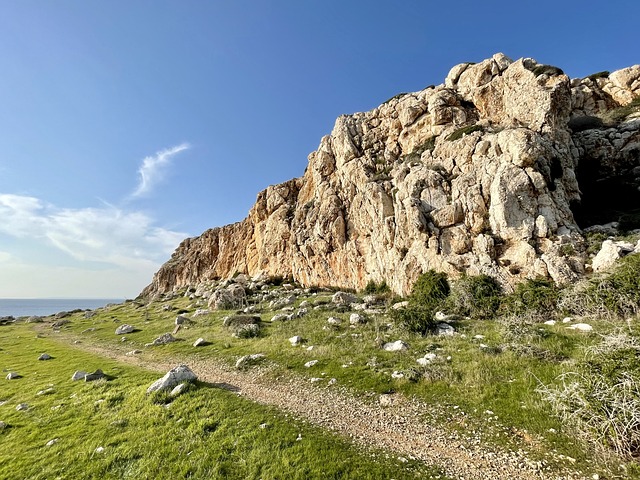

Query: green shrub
363;280;391;295
532;64;564;77
393;271;450;334
559;254;640;318
603;96;640;125
502;277;559;317
446;125;483;141
446;274;502;319
586;70;609;81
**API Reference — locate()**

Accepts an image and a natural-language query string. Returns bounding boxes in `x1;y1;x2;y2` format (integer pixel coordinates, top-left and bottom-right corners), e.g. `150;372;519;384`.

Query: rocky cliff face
142;54;640;297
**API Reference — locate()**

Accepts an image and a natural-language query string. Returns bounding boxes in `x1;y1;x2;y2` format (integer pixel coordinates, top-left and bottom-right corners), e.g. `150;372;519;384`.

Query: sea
0;299;124;318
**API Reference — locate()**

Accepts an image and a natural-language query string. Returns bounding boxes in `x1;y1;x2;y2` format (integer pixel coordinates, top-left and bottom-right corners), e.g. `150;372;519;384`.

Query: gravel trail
71;341;589;480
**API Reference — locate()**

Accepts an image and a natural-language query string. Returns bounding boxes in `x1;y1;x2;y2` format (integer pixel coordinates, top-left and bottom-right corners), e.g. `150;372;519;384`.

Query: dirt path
69;339;587;480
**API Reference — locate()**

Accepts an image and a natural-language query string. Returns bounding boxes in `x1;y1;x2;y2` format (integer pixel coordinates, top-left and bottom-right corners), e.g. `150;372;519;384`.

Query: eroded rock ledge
142;54;640;297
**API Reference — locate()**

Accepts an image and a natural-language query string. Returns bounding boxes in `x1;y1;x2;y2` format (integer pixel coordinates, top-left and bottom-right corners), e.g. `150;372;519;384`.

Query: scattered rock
391;371;404;379
192;309;210;317
169;383;189;397
592;239;636;272
332;291;360;306
349;313;366;325
193;338;207;347
115;324;134;335
146;333;177;346
327;378;337;386
52;319;70;328
84;369;106;382
6;372;21;380
304;360;319;368
436;322;455;336
16;403;29;411
95;446;105;454
72;371;88;381
270;313;292;322
416;353;437;366
175;315;191;325
0;421;8;430
543;320;556;325
391;301;409;310
126;350;142;356
38;353;52;361
45;438;59;447
289;335;303;346
37;387;55;396
327;316;342;326
236;353;266;369
383;340;409;352
147;365;197;394
562;317;573;323
567;323;593;332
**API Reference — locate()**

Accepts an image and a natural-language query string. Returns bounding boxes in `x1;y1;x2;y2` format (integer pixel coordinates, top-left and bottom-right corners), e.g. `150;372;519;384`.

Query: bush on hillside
363;280;391;295
392;271;450;335
445;274;502;319
501;277;559;318
559;253;640;318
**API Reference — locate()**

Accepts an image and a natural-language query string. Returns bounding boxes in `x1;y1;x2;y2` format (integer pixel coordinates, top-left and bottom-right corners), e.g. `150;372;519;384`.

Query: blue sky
0;1;637;298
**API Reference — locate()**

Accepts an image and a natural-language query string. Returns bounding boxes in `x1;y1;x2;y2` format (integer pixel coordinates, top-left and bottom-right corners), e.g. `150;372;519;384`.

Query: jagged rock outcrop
142;54;640;297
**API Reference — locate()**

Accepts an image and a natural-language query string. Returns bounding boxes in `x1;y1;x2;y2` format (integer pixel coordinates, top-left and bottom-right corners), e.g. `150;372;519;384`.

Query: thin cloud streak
131;143;190;198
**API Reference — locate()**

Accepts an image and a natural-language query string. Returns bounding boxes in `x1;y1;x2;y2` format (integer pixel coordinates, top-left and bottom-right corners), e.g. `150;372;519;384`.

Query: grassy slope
49;292;618;476
0;322;441;480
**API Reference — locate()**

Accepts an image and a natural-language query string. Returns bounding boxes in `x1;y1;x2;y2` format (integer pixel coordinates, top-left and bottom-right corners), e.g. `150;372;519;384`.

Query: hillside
142;53;640;298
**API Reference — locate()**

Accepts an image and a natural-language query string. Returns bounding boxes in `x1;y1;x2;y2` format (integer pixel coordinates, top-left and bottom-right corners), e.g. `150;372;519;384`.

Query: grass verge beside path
0;322;442;480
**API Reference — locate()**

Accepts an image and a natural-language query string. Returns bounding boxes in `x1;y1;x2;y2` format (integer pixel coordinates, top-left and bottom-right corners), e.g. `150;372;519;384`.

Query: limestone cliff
142;54;640;297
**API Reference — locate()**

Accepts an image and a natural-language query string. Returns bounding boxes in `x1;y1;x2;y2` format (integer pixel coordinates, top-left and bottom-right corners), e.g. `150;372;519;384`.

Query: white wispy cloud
0;193;186;268
131;143;190;198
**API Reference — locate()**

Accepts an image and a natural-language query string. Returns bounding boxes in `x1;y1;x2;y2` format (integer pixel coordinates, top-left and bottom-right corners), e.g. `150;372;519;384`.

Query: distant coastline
0;298;124;318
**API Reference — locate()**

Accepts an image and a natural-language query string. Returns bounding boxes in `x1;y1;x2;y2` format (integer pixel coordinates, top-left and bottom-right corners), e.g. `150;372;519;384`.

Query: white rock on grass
115;324;134;335
235;354;266;369
289;335;303;346
71;371;87;381
169;383;189;397
436;322;455;336
327;317;342;326
6;372;20;380
38;353;52;361
416;353;437;366
383;340;409;352
332;291;360;305
16;403;29;411
126;350;142;356
304;360;319;368
349;313;366;325
145;333;177;347
147;365;197;394
567;323;593;332
193;338;207;347
46;438;59;447
543;320;556;325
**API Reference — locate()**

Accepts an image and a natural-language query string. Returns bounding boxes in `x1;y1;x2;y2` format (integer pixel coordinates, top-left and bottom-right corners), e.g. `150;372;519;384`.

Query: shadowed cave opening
571;154;640;231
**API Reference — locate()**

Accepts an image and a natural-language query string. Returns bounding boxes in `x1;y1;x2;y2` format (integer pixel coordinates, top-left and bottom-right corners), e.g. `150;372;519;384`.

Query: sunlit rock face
142;54;640;297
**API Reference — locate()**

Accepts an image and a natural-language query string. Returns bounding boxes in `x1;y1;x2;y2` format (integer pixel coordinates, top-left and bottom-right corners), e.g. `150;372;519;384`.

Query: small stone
567;323;593;332
259;423;270;429
304;360;319;368
175;315;190;325
436;322;455;336
349;313;366;325
327;316;342;326
84;369;106;382
72;371;87;381
125;350;142;356
16;403;29;411
0;421;8;430
46;438;59;447
235;353;266;369
543;320;556;325
6;372;20;380
193;338;207;347
310;377;322;383
37;388;55;396
391;371;404;379
115;324;134;335
328;378;337;386
38;353;52;361
169;383;188;397
289;335;303;346
95;446;105;453
382;340;409;352
562;317;573;323
146;333;177;346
